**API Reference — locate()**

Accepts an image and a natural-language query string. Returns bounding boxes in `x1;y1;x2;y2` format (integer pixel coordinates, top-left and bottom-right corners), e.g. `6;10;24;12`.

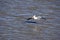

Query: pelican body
27;15;46;20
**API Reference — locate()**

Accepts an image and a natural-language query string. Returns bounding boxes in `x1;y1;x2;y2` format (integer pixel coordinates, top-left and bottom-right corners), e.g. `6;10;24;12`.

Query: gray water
0;0;60;40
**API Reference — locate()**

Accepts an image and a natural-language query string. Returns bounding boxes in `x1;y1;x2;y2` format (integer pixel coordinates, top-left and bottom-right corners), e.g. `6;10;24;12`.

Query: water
0;0;60;40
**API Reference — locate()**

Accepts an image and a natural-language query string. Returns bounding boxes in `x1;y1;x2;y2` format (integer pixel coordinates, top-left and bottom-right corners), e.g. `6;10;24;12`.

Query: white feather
32;15;42;20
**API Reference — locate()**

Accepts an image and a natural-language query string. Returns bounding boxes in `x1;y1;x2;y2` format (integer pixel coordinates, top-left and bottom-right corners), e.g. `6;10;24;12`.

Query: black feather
27;18;32;20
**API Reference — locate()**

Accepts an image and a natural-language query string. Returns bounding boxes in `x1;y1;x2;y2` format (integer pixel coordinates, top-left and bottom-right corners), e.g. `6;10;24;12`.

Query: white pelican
27;15;46;20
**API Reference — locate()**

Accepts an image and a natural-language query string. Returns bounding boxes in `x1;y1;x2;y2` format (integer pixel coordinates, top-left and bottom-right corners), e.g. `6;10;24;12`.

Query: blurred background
0;0;60;40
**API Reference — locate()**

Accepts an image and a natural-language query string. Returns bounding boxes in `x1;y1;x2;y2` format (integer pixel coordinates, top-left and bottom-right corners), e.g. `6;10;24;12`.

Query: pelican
27;15;46;20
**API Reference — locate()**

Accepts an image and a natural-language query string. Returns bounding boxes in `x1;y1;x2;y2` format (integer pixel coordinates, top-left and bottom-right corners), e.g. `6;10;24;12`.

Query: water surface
0;0;60;40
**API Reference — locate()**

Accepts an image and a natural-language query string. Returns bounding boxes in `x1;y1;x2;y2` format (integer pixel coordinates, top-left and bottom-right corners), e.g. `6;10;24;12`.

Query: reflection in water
0;0;60;40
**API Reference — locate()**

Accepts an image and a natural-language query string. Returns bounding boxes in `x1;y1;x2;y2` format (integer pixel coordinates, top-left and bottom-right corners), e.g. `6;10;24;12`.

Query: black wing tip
27;18;32;20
